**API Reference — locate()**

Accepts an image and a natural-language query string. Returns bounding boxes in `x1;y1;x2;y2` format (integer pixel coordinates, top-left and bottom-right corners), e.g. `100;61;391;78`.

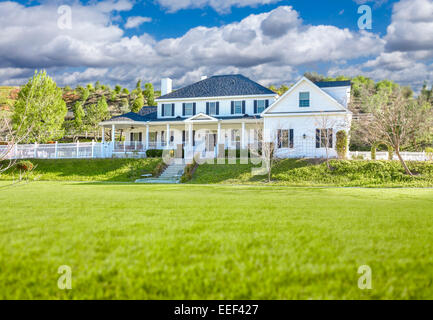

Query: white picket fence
349;151;431;161
0;142;113;160
1;142;432;161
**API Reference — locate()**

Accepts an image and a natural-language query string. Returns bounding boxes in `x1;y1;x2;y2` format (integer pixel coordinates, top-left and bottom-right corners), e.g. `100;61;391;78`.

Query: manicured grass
0;181;432;299
190;159;433;187
0;158;162;182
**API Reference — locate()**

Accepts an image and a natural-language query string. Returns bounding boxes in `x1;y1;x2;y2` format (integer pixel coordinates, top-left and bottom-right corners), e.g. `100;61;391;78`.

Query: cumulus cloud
125;16;152;29
0;2;391;89
155;0;282;14
385;0;433;52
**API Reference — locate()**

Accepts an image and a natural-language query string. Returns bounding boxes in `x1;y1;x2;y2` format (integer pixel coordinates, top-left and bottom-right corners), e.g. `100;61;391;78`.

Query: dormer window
299;92;310;107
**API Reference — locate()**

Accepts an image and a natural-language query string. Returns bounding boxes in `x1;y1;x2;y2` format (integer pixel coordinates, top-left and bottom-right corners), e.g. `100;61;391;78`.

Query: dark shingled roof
108;108;157;122
158;74;275;100
314;80;352;88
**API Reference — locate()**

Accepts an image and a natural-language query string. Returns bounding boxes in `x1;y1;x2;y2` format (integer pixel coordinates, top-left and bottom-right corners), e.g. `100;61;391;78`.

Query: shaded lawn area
0;181;432;299
190;159;433;187
0;158;161;182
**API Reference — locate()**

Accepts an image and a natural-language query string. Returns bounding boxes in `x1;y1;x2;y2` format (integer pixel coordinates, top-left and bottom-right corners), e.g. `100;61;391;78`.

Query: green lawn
1;181;432;299
0;158;161;182
190;159;433;187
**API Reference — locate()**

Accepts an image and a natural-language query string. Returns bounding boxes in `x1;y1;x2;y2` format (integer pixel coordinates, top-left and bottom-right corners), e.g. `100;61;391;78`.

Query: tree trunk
396;149;413;176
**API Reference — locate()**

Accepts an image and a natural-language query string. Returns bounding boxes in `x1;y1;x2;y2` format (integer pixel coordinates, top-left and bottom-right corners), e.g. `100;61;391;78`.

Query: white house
100;75;352;159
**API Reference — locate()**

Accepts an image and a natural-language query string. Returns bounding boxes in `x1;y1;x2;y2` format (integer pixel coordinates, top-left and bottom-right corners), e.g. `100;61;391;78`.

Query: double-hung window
316;129;333;148
208;102;217;115
256;100;267;114
277;129;294;149
234;101;242;114
162;103;174;117
184;103;194;116
299;92;310;107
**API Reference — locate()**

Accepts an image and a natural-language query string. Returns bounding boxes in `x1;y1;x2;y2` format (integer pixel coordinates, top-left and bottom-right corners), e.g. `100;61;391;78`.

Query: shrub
16;160;34;172
152;162;167;177
180;160;198;183
388;145;394;161
336;131;348;159
146;149;163;158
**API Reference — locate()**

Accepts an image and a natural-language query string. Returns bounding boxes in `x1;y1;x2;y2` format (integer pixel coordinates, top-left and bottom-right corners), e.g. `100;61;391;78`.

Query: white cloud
0;2;402;90
385;0;433;52
155;0;282;13
125;16;152;29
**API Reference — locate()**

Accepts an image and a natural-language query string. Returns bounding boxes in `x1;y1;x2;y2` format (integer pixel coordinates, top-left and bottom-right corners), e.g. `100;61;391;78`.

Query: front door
205;133;217;153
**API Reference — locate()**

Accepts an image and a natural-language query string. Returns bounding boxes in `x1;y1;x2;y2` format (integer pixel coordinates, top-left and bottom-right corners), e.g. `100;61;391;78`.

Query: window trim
162;103;174;117
316;128;333;149
299;92;310;108
277;129;294;149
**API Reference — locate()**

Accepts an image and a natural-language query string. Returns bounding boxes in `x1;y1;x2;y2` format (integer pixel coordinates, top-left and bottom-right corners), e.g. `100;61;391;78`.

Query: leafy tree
85;96;110;140
80;87;90;103
122;88;129;94
94;81;102;91
72;101;85;131
136;80;142;91
143;82;155;106
120;98;129;113
114;85;122;94
131;90;144;113
86;83;94;91
12;70;67;143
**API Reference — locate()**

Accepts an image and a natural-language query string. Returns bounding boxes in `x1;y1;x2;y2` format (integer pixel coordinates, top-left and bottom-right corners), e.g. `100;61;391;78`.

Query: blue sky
1;0;432;91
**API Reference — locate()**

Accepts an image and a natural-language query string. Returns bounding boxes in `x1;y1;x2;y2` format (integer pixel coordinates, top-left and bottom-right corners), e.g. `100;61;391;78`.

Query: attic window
299;92;310;107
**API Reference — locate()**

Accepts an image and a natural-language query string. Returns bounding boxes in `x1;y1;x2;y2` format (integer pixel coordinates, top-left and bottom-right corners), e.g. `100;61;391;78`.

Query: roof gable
157;74;276;100
262;77;350;115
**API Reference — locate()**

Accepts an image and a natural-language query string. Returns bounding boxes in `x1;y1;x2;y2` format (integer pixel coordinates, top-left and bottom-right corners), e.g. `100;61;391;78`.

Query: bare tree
251;119;277;182
354;87;432;175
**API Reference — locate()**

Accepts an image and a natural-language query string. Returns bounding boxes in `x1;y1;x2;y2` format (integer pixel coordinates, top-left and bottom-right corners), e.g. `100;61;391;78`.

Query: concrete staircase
135;162;186;184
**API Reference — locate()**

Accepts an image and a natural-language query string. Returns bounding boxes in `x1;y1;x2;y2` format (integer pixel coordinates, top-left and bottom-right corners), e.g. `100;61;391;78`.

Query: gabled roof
262;77;351;116
157;74;276;100
314;80;351;88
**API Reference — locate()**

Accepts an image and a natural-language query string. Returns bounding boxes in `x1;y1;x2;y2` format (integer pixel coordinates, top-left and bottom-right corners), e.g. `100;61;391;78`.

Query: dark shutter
242;101;246;114
254;100;257;114
328;129;333;148
182;130;185;144
171;104;175;117
231;101;234;114
182;103;185;116
130;132;133;142
216;102;219;115
277;130;281;149
161;131;165;144
206;102;209;115
139;132;142;142
289;129;294;149
162;104;165;117
265;100;269;109
193;130;196;146
193;103;196;115
316;129;320;148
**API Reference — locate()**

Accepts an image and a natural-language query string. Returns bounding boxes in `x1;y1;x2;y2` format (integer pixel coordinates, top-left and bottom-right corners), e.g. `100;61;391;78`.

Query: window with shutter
316;129;333;148
184;103;194;116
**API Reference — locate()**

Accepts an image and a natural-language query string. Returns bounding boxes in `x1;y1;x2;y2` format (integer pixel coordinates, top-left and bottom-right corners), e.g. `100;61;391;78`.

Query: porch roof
100;112;262;127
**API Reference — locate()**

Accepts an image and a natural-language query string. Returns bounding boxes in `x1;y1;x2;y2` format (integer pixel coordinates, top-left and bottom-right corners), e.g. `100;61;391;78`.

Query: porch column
145;124;149;149
102;126;105;143
217;122;221;144
166;123;170;147
188;123;193;148
111;124;115;142
241;122;246;149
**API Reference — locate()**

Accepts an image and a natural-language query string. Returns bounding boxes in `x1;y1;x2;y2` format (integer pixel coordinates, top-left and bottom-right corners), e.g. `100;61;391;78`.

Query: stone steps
135;162;186;184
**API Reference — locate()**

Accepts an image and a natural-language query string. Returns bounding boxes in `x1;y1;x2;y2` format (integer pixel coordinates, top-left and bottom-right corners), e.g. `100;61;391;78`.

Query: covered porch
100;114;262;158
